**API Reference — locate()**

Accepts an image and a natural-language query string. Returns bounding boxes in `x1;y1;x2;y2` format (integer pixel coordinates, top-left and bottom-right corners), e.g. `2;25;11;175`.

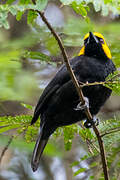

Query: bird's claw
74;97;89;111
84;116;100;128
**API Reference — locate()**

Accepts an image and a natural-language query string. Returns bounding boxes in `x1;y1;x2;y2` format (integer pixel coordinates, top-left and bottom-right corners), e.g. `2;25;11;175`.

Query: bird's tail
31;126;48;172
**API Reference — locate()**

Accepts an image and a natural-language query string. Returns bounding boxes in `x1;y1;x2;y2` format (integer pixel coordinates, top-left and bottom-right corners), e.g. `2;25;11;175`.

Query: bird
31;32;116;172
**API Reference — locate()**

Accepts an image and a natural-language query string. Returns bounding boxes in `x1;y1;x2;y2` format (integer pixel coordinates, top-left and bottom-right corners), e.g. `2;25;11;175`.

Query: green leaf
45;36;60;56
36;0;48;11
63;125;80;151
0;115;32;134
70;161;80;167
81;155;89;161
21;103;33;110
79;128;94;141
9;6;18;16
105;71;120;95
0;7;9;29
74;168;86;176
90;161;98;168
2;19;10;29
16;10;24;21
0;124;20;134
19;0;31;5
89;176;95;180
25;125;38;143
71;1;87;17
6;0;16;4
27;10;38;24
25;51;51;62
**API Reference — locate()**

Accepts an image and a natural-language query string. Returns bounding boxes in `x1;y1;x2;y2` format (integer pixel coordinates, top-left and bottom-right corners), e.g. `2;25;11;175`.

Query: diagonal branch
35;11;86;106
0;136;13;165
31;1;109;179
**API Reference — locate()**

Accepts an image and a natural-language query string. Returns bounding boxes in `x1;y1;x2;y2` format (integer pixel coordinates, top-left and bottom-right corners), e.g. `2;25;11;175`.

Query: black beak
84;32;104;58
88;32;99;44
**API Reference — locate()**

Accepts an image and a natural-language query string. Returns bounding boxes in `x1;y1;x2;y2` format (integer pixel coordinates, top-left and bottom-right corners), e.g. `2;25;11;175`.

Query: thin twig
80;80;119;88
86;139;94;155
0;136;13;165
106;73;120;81
36;11;86;106
101;127;120;137
87;138;100;153
32;1;109;179
79;123;100;153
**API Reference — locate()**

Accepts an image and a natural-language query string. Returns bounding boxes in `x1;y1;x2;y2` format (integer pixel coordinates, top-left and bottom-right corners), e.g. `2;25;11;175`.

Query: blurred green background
0;0;120;180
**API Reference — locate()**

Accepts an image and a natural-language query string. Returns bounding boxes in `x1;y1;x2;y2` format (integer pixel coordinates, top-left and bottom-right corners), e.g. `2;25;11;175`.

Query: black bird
31;32;116;171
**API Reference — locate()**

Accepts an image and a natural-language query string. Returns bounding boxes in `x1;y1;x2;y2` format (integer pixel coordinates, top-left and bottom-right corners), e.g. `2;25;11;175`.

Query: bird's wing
31;63;72;124
31;56;94;125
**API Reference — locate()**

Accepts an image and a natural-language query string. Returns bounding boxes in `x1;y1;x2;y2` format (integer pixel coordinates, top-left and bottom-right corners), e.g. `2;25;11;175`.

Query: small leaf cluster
0;0;48;29
60;0;120;17
1;0;119;31
24;50;51;63
63;117;120;179
0;114;40;143
63;125;80;151
0;105;120;179
105;71;120;95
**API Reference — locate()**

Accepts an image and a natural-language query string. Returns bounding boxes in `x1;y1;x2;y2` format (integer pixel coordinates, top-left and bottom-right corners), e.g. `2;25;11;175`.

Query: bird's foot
84;116;100;128
74;97;89;111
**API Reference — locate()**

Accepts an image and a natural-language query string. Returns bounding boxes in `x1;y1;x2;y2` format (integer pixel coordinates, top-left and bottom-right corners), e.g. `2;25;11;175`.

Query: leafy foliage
0;0;48;29
63;125;80;151
25;51;51;62
71;1;89;17
60;0;120;16
105;71;120;95
0;0;119;30
0;114;40;142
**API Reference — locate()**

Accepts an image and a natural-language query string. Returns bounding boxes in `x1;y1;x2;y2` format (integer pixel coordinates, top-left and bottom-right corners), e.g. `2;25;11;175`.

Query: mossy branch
32;1;110;179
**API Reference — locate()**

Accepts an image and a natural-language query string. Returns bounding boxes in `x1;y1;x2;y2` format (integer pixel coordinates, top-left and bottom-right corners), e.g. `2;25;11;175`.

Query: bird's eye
99;38;104;44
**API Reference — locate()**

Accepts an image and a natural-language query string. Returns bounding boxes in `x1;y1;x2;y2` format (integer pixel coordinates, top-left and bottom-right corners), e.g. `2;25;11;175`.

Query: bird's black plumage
31;32;116;171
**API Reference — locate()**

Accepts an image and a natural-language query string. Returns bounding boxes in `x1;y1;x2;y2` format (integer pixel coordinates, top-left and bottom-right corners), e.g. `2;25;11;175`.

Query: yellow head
78;32;112;59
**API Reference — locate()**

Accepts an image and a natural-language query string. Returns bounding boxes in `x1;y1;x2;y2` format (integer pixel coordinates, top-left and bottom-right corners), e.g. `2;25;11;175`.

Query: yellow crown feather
78;32;112;59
